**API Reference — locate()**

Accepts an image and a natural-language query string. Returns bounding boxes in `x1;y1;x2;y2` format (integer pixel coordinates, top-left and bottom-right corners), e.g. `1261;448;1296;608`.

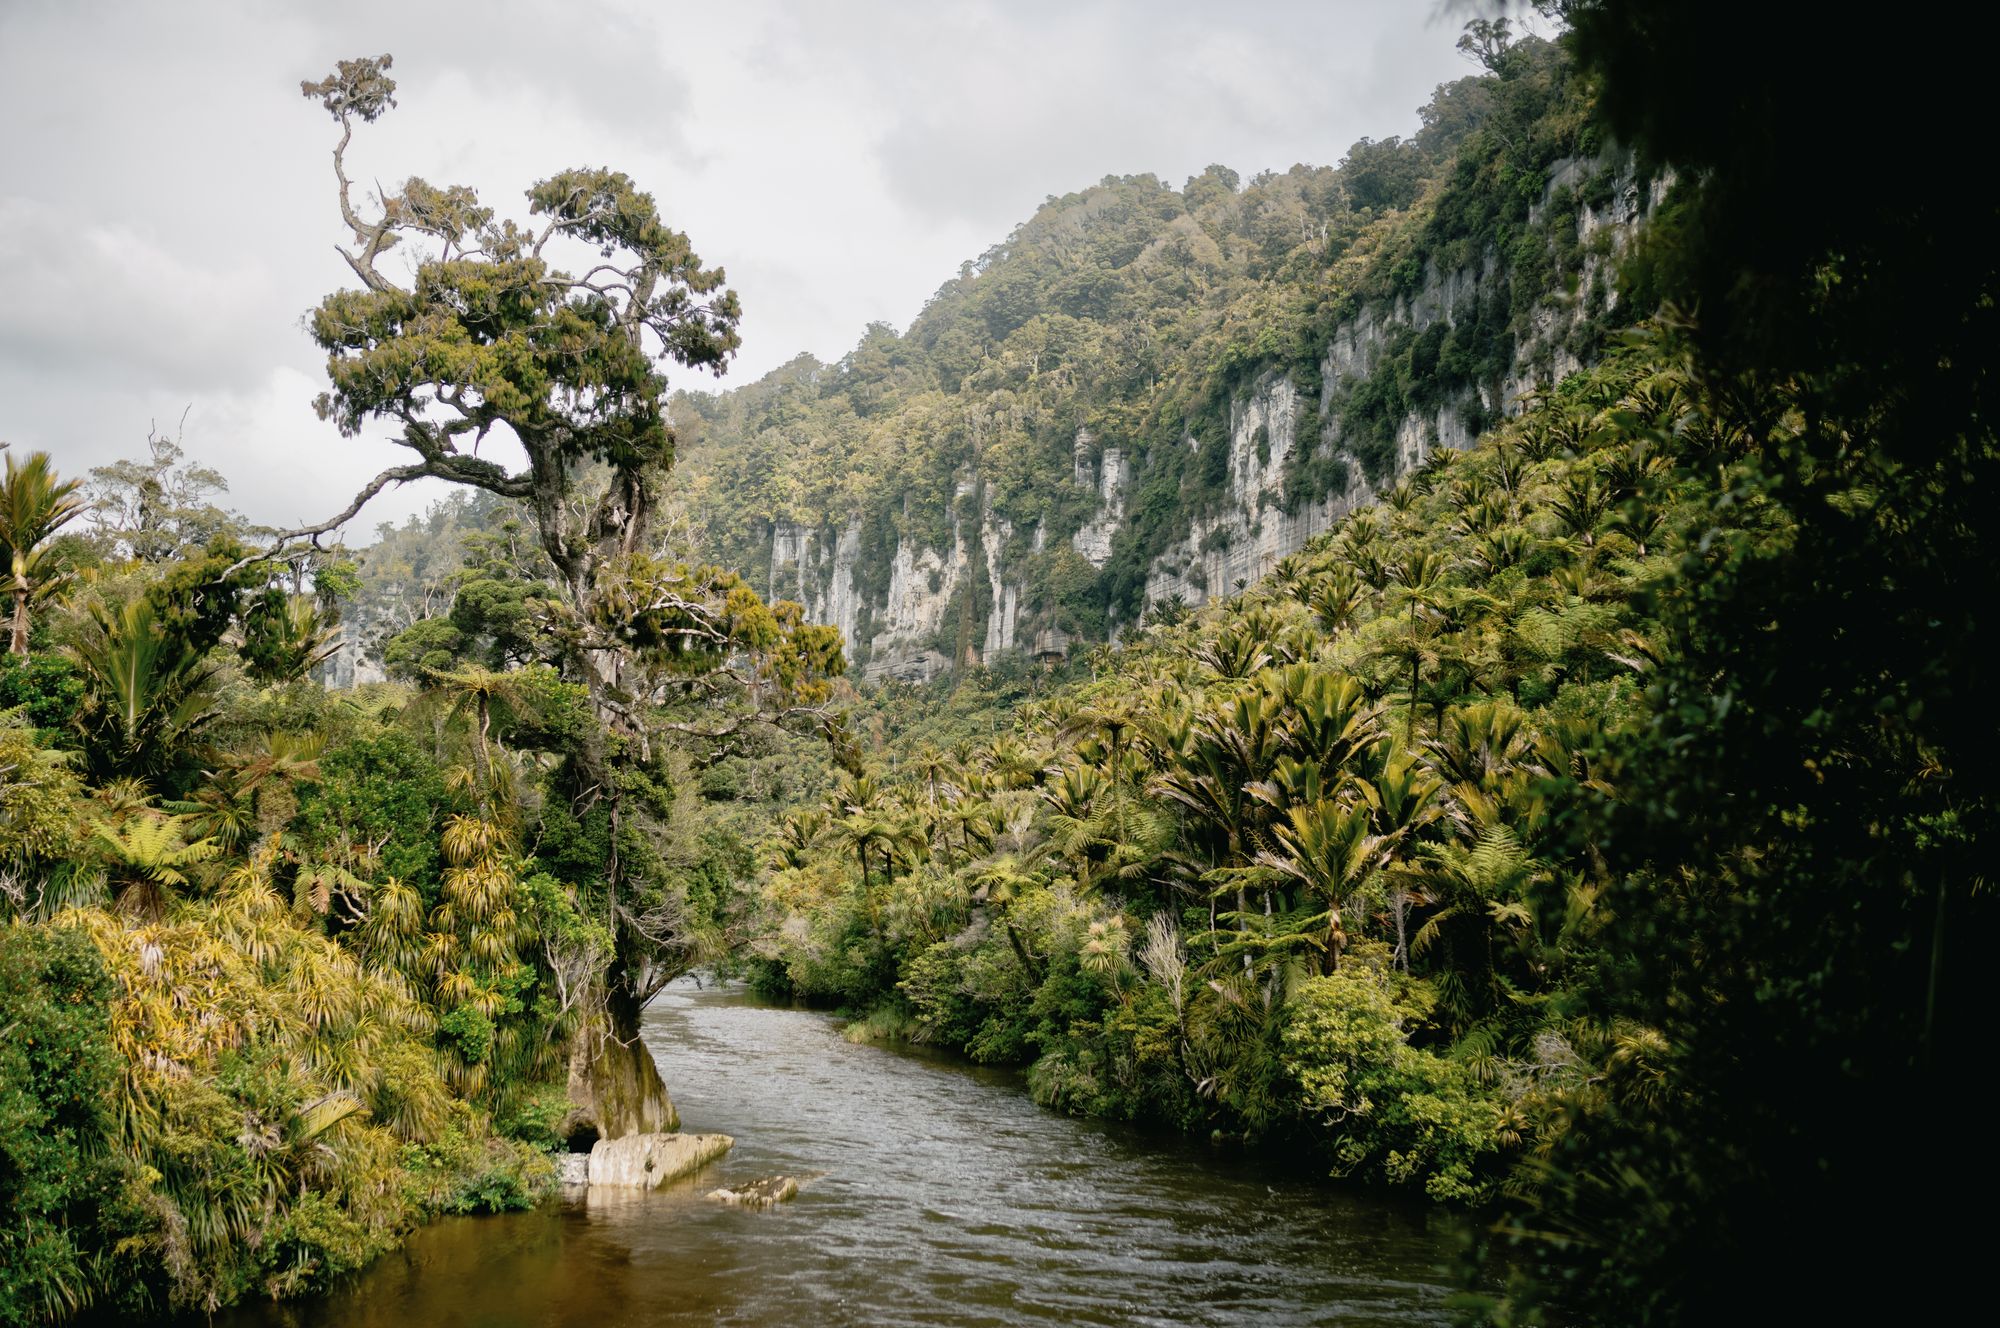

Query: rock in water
587;1132;733;1189
706;1175;800;1207
557;1152;591;1188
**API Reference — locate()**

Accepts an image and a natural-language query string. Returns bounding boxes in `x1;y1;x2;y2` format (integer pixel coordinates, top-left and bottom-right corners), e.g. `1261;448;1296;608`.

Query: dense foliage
731;6;2000;1324
0;51;836;1323
1485;3;2000;1323
0;929;124;1326
739;340;1716;1208
0;531;606;1319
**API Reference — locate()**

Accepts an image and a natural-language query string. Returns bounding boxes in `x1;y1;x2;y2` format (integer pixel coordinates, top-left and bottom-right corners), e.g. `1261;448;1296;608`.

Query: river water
226;979;1475;1327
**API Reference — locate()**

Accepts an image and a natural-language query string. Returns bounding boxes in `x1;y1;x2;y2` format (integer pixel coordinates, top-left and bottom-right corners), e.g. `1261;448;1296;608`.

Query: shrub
0;927;129;1327
398;1120;554;1215
0;655;85;738
898;941;980;1047
1281;969;1503;1202
294;728;454;900
1027;980;1193;1125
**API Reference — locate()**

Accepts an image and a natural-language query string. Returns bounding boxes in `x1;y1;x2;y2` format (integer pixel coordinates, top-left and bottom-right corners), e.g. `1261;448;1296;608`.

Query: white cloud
0;198;280;388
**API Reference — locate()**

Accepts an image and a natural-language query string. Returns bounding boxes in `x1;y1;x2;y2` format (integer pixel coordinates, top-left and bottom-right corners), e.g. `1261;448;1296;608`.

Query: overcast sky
1;0;1492;539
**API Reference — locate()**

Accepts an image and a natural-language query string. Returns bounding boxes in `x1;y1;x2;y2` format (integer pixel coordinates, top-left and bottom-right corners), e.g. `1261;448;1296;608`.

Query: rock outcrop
1142;372;1366;610
586;1132;734;1189
705;1175;801;1207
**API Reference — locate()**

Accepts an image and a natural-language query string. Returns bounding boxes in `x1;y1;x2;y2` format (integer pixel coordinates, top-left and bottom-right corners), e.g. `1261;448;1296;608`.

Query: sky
0;0;1495;540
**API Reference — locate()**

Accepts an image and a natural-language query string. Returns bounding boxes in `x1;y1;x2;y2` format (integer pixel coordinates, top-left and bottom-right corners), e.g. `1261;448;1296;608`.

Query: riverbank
214;978;1475;1327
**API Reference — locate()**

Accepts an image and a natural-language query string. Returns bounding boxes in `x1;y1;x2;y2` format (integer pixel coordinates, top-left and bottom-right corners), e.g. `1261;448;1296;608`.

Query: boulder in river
587;1131;733;1189
705;1176;800;1207
557;1152;591;1188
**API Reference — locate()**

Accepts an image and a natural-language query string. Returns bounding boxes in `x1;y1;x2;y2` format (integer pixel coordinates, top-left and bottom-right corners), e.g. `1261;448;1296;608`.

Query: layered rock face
761;158;1666;677
1141;372;1343;610
320;599;391;689
768;518;865;655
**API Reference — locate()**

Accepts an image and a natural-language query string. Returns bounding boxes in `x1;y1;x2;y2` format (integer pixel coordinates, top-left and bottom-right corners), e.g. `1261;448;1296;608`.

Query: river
224;979;1476;1326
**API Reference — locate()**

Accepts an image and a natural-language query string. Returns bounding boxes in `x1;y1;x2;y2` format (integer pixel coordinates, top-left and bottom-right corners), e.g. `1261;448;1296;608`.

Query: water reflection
223;980;1470;1327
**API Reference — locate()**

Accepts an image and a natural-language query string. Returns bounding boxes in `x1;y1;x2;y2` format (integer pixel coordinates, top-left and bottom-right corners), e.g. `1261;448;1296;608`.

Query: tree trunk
561;979;676;1146
8;587;28;656
1392;888;1411;973
473;692;492;794
1409;650;1420;742
859;843;883;943
1003;916;1043;980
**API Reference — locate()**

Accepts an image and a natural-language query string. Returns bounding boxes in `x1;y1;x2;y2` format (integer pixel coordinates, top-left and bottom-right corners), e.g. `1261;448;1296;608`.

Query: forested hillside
669;33;1665;680
724;5;2000;1323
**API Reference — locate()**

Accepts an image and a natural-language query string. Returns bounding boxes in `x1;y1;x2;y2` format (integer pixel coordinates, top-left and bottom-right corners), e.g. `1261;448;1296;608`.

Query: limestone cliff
739;155;1667;681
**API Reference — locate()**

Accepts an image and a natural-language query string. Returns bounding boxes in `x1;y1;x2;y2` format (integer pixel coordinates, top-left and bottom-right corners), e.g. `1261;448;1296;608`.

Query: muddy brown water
223;978;1477;1326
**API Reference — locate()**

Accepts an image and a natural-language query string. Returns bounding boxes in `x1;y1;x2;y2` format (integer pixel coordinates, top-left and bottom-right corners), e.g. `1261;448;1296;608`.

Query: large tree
289;55;840;1087
85;423;237;563
297;55;742;676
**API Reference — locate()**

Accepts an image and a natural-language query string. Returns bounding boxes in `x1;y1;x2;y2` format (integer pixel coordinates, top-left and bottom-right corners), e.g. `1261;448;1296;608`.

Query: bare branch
231;449;531;574
328;115;398;294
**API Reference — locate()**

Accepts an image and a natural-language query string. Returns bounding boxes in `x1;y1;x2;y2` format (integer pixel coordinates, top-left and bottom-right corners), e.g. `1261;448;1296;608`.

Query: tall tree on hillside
86;424;236;562
295;54;739;639
0;449;86;656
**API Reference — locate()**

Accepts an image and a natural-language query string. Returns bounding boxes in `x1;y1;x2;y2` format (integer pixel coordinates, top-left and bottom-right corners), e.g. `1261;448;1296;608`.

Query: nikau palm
0;449;86;655
67;595;224;781
1258;798;1385;972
